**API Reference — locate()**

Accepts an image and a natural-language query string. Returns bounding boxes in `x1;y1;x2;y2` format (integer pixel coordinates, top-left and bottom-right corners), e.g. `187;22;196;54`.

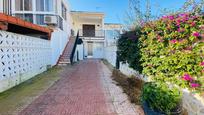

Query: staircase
58;36;77;65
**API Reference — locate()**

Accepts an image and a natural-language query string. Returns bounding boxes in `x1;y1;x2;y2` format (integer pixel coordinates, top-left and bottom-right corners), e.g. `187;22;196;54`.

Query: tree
181;0;204;14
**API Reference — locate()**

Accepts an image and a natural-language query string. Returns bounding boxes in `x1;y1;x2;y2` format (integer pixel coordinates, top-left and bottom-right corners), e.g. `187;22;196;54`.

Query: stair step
57;36;77;65
60;56;69;58
59;59;70;62
58;61;71;64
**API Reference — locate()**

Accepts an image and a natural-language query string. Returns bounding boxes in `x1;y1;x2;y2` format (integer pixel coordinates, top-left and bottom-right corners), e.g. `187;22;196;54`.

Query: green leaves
139;14;204;92
142;82;182;114
121;13;204;91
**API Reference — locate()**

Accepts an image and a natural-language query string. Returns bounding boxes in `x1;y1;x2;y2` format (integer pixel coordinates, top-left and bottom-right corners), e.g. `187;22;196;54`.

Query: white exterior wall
71;12;105;59
83;41;104;59
0;30;51;93
93;42;104;58
50;29;70;65
71;12;104;36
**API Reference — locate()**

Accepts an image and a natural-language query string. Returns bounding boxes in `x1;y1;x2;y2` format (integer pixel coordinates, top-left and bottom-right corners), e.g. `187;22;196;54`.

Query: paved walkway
19;60;143;115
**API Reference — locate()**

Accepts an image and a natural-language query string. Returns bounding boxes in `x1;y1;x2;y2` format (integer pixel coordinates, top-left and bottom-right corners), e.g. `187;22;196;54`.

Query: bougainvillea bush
118;13;204;91
139;13;204;92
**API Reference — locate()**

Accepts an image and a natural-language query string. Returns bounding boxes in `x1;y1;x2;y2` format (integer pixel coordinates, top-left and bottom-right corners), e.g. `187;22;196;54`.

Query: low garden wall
119;62;204;115
104;45;117;67
0;31;51;93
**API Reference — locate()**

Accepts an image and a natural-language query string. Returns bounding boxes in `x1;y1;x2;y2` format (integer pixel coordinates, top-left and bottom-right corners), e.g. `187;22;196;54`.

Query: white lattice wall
0;30;51;93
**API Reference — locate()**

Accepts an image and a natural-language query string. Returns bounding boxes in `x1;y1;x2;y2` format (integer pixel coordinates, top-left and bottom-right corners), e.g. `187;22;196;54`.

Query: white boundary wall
50;29;70;65
104;45;117;67
0;31;51;93
119;62;204;115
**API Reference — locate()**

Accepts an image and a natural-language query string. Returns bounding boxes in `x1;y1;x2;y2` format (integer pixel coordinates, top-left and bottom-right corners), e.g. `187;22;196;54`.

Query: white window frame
15;0;33;11
36;0;54;12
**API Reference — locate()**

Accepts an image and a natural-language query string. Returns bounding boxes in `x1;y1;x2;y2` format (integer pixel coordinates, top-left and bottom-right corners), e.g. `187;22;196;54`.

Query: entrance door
83;25;95;37
87;42;93;56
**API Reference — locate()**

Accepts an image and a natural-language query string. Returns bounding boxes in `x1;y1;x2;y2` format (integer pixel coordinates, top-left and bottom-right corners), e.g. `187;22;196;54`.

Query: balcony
78;29;105;40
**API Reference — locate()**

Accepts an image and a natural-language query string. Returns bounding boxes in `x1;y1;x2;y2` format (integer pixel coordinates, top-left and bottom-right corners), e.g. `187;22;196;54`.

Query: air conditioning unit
44;16;57;25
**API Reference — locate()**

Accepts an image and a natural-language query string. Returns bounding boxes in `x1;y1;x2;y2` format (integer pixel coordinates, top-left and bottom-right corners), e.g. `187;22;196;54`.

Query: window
58;16;63;30
15;14;24;19
36;0;44;11
15;14;33;23
15;0;32;11
15;0;23;11
61;3;67;20
3;0;11;15
24;0;32;11
45;0;53;11
36;15;45;25
24;14;33;23
36;0;53;12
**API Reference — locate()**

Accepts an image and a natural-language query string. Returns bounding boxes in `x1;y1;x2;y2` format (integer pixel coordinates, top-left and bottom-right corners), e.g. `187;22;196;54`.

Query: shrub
139;13;204;92
117;28;143;72
118;13;204;91
142;82;182;114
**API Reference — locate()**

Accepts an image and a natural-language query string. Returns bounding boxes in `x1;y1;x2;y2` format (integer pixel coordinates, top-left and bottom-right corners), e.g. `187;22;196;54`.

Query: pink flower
162;16;168;20
192;32;200;37
179;13;188;17
191;83;200;88
182;17;189;22
182;74;193;81
192;16;198;19
200;61;204;66
178;28;181;32
191;22;196;27
170;39;177;44
168;15;174;20
176;20;181;26
176;19;181;23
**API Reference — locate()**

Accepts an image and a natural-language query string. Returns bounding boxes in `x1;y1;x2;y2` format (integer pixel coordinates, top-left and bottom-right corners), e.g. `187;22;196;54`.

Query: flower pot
142;102;182;115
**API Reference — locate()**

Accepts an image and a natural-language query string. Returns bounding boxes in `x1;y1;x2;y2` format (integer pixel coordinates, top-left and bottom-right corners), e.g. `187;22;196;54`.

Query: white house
71;11;105;59
104;23;123;46
0;0;72;65
0;0;123;92
103;23;123;67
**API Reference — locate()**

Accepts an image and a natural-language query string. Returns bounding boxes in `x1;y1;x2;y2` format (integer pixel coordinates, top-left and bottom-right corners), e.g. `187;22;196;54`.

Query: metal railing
78;29;105;38
70;31;79;64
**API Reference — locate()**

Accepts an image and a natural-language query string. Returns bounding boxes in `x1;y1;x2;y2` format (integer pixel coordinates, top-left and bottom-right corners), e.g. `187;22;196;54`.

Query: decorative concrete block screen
0;30;51;93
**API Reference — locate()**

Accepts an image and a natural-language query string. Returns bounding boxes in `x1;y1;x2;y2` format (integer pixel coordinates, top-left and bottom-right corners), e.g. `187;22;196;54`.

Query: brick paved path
19;60;116;115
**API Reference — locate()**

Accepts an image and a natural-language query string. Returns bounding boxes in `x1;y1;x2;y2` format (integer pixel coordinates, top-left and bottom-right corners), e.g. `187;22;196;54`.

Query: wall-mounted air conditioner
44;16;57;25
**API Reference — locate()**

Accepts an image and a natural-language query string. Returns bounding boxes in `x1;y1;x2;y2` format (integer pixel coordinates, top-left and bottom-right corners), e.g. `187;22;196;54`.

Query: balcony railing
78;29;105;38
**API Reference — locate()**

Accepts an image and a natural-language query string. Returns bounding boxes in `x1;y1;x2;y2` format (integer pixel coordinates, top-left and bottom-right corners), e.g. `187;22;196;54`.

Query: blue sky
68;0;187;24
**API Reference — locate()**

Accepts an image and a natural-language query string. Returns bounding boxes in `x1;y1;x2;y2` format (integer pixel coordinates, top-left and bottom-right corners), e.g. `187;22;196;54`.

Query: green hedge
117;28;143;72
118;13;204;92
